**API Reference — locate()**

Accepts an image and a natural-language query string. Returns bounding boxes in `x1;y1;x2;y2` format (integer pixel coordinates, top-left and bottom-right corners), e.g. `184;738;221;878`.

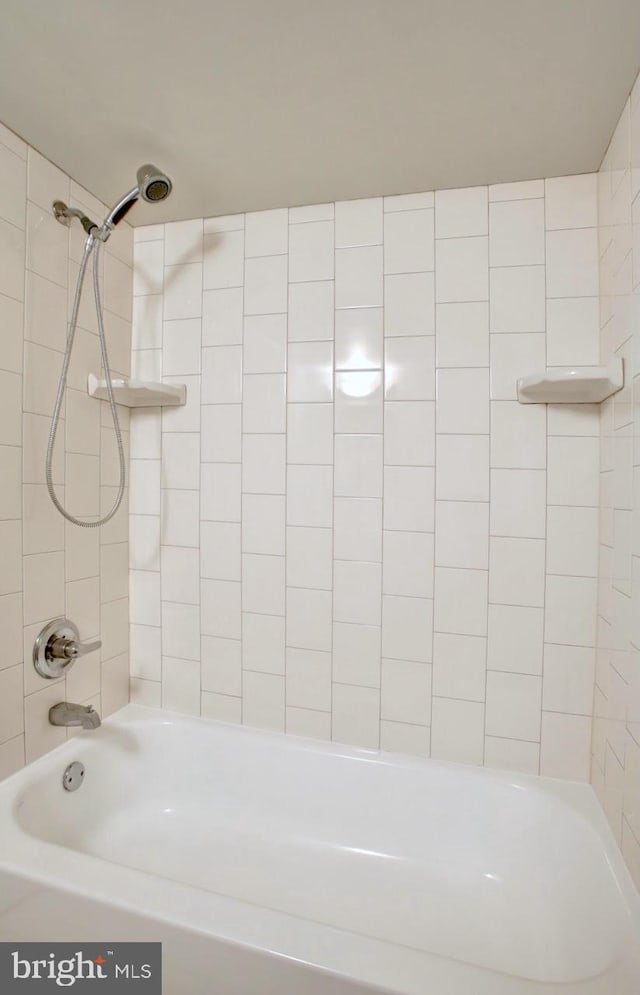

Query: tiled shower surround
0;122;132;777
594;73;640;885
130;174;601;780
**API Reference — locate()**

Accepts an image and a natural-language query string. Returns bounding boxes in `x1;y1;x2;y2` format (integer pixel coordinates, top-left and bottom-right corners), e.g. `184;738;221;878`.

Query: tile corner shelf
87;374;186;408
516;358;624;404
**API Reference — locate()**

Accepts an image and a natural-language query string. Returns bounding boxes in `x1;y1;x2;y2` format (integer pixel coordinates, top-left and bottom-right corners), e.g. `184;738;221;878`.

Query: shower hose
45;233;126;527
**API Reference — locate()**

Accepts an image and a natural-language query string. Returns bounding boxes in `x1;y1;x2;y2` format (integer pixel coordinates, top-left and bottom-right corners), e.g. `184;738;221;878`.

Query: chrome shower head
100;163;173;237
136;164;172;203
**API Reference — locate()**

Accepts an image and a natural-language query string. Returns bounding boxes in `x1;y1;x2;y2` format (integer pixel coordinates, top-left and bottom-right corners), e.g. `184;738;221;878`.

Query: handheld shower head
100;163;173;237
136;164;172;203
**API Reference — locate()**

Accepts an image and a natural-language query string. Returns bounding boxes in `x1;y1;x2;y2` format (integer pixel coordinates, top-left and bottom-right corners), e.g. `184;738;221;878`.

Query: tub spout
49;702;101;730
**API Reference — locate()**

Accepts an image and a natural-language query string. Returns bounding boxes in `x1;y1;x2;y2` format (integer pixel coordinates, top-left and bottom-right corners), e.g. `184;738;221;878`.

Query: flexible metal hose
45;234;126;527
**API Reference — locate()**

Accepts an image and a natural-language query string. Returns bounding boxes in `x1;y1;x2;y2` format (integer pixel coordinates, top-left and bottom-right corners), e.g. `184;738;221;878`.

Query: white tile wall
130;173;600;779
0;123;131;776
593;70;640;890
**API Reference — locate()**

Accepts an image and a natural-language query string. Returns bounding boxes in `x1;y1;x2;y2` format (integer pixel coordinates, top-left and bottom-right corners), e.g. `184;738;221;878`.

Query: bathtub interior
7;706;637;986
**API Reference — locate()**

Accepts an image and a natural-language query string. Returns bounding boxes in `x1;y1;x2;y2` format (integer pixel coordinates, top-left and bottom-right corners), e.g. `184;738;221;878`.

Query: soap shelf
87;374;186;408
516;358;623;404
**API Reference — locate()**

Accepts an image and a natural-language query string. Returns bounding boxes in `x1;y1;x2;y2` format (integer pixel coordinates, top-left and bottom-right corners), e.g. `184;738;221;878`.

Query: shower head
99;163;173;238
136;164;172;203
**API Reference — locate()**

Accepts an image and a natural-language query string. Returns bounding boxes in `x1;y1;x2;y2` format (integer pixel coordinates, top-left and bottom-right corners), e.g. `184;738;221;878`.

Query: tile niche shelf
516;358;624;404
87;374;186;407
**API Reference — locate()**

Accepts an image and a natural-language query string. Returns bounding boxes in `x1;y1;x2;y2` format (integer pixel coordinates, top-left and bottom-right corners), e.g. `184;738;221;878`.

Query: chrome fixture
33;618;102;680
49;703;101;731
62;761;86;792
47;164;172;528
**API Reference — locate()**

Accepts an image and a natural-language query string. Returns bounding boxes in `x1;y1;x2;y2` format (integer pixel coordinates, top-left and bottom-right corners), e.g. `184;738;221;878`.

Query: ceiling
0;0;638;225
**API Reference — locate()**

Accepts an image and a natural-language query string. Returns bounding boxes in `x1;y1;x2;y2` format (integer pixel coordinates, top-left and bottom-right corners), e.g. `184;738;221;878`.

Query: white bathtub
0;705;638;994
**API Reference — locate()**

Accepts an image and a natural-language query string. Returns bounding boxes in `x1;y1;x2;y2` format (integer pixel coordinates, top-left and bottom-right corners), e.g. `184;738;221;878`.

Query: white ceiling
0;0;638;225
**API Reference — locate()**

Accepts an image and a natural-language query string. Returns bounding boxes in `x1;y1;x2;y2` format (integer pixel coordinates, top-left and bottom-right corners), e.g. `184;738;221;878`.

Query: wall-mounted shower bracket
53;200;99;235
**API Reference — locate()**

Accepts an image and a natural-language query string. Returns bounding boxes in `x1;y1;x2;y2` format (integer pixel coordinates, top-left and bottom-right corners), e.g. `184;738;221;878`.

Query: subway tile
201;403;242;461
542;644;595;715
385;336;435;400
545;174;597;230
489;265;546;332
384;191;434;212
289;203;334;223
161;545;200;604
335;198;383;248
286;707;331;741
490;401;546;468
384;401;435;465
382;595;433;663
334;498;382;562
130;570;161;627
436;369;489;434
0;293;23;373
242;613;285;674
434;567;488;636
242;374;285;433
161;488;200;547
547;436;599;506
200;579;240;640
287;526;333;589
288;281;334;341
335;307;383;367
242;434;285;493
383;466;434;532
287;587;332;651
487;604;543;675
163;262;202;320
286;648;332;711
490;469;546;538
489;179;544;202
546;228;599;297
242;494;285;555
200;691;240;722
335;370;383;432
489;332;545;400
287;465;333;527
384;209;434;273
432;632;486;701
333;622;381;687
201;635;242;694
243;672;284;732
245;208;288;257
335;245;383;308
0;446;20;520
489;537;546;608
546;297;599;366
435;302;489;368
133;240;164;295
384;273;434;336
24;684;66;762
384;530;434;597
435;236;488;303
162;657;201;715
288;341;333;401
163;318;202;375
130;624;161;681
23;551;64;624
244;254;287;314
242;553;285;615
0;144;26;228
546;506;599;576
164;219;203;266
484;737;539;775
201;463;241;521
334;434;383;497
435;187;488;238
202;345;242;404
489;199;545;266
161;432;200;489
289;220;333;282
431;698;484;765
334;560;382;626
332;684;380;749
202;229;244;290
200;521;241;581
540;711;591;780
435;435;489;501
202;287;243;346
485;672;542;741
380;721;430;756
435;501;489;569
0;593;22;671
26;204;63;289
243;314;287;373
544;576;597;647
381;659;431;725
204;213;245;234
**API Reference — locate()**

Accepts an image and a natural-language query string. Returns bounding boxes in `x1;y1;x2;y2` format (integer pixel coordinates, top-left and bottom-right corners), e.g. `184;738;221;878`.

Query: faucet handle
50;636;102;660
33;618;101;679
